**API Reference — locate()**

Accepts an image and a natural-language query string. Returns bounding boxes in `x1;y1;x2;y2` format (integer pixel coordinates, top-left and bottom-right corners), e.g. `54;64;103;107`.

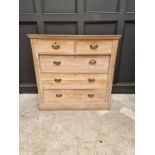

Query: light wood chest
28;34;121;110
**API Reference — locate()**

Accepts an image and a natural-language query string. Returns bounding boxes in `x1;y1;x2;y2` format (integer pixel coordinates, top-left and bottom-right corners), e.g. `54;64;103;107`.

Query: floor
19;94;135;155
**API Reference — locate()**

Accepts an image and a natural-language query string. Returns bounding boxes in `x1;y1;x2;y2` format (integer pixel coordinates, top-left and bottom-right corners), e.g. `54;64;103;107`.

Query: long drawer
39;55;110;73
41;73;108;89
43;90;106;107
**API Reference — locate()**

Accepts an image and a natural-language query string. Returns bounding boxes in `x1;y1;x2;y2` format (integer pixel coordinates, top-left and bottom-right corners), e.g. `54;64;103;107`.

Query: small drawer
41;73;108;89
76;40;113;54
35;39;74;54
43;90;106;107
39;55;110;73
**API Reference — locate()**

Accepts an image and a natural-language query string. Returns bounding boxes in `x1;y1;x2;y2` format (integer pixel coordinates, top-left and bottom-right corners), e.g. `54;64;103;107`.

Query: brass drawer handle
56;94;62;97
54;79;62;83
90;43;98;50
52;42;60;49
89;60;96;65
53;61;61;66
88;94;94;98
88;78;95;83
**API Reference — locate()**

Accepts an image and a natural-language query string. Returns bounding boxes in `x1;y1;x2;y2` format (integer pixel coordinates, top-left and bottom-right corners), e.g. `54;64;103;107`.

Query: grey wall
19;0;135;93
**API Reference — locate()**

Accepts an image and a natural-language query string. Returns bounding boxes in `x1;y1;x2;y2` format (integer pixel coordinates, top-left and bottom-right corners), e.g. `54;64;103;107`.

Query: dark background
19;0;135;93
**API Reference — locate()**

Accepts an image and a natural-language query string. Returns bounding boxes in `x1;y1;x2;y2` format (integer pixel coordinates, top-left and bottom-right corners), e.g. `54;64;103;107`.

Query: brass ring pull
89;60;96;65
88;78;95;83
52;42;60;49
54;79;62;83
56;94;62;97
53;61;61;66
88;94;94;98
90;43;98;50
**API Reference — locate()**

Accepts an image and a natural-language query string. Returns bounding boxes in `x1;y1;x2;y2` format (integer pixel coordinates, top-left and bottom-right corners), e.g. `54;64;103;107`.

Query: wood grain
44;89;106;105
106;40;119;104
39;55;110;73
35;39;74;54
30;39;44;105
41;73;108;89
76;40;112;54
27;34;121;40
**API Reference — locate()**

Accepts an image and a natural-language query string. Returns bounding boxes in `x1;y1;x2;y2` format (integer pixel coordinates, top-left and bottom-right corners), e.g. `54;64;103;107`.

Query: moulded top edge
27;34;121;40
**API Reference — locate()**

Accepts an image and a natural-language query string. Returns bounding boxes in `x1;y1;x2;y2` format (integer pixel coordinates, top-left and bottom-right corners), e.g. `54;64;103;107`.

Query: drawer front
39;55;110;73
36;39;74;54
43;90;106;106
76;40;112;54
41;73;108;89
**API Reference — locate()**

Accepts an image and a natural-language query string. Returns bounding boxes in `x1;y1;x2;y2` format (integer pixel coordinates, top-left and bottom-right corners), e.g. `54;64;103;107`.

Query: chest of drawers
28;35;121;110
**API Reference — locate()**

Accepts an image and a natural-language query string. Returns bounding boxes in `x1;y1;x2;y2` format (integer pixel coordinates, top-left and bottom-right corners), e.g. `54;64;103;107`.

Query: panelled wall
19;0;135;93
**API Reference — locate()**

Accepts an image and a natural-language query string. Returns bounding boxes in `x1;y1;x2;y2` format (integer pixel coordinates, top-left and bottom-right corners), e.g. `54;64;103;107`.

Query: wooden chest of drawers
28;35;121;110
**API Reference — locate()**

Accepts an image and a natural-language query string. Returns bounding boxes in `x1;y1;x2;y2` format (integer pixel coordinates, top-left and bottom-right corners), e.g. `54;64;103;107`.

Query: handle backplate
88;94;94;98
89;60;96;65
90;43;98;50
54;79;62;83
56;94;62;97
52;42;60;49
88;78;95;83
53;61;61;66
